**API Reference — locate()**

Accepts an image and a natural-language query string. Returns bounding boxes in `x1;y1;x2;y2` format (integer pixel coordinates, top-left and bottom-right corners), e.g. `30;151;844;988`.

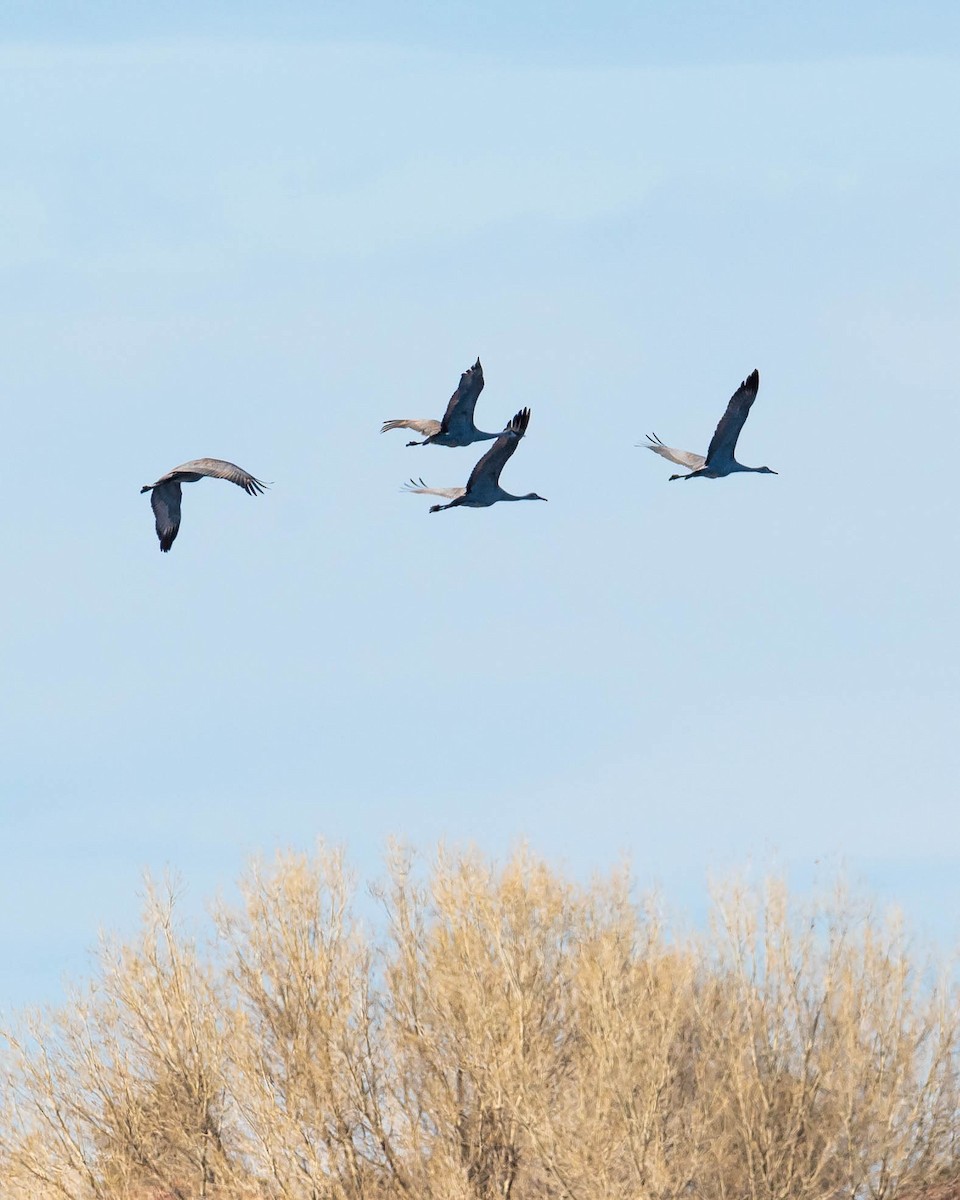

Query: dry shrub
0;879;244;1200
700;881;960;1200
1;846;958;1200
214;847;390;1199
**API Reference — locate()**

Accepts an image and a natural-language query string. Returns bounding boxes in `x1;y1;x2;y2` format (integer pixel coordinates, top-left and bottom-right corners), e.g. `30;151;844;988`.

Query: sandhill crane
140;458;268;552
402;407;546;512
644;369;777;480
381;358;504;447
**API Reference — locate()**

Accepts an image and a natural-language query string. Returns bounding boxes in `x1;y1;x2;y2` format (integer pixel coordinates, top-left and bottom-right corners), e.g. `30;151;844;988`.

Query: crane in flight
402;407;546;512
644;369;777;480
141;458;268;551
381;358;506;448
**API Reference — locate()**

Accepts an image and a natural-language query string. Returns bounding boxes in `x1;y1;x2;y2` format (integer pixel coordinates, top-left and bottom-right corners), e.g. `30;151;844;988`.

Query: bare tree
2;848;959;1200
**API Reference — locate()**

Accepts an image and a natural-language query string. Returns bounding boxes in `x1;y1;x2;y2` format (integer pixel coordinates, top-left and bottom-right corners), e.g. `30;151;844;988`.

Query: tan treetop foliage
2;844;959;1200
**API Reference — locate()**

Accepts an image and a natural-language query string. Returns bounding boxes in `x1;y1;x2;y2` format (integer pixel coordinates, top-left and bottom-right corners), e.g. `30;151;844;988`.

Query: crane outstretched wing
381;418;443;438
643;434;706;471
704;370;760;468
464;407;530;494
439;358;484;436
150;482;182;552
159;459;269;495
401;478;465;500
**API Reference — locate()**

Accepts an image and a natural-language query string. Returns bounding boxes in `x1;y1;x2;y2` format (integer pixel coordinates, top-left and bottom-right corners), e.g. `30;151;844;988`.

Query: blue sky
1;3;959;1011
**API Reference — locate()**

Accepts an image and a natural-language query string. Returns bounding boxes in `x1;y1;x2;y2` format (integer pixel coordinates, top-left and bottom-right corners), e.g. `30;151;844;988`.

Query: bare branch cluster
2;848;958;1200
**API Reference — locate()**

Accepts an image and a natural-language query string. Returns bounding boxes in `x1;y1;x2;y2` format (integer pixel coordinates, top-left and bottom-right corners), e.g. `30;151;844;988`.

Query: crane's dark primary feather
464;406;530;493
439;358;484;432
704;369;760;466
150;482;182;552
